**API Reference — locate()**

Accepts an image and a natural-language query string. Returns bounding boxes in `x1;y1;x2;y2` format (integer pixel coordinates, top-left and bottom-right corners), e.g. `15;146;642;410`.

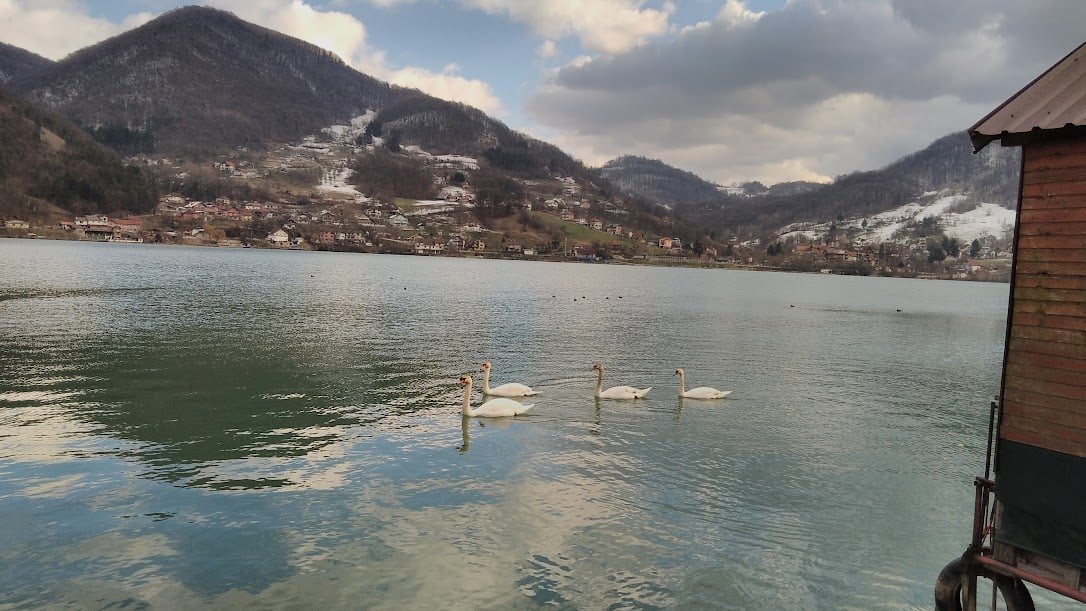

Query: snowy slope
779;191;1016;245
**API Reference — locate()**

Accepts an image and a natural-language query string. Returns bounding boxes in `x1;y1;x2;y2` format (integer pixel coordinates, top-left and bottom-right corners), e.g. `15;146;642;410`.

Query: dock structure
936;41;1086;610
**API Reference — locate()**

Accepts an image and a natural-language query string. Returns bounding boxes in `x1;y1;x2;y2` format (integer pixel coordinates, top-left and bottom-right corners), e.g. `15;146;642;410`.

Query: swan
458;375;533;417
674;368;731;399
480;361;539;397
592;362;651;399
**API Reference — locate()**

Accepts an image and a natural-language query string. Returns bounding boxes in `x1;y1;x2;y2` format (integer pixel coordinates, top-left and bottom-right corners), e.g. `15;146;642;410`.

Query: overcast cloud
527;0;1086;184
2;0;1085;185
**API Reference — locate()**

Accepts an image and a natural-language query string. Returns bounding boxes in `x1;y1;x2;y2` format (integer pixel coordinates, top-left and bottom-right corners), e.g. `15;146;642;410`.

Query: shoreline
1;232;1010;282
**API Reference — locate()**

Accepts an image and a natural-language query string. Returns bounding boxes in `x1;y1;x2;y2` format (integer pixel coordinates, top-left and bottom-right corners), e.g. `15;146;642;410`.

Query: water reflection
459;416;471;453
2;241;1041;609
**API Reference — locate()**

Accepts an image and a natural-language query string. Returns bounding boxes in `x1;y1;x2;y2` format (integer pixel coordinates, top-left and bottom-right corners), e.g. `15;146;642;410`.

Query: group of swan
460;361;730;418
458;375;535;418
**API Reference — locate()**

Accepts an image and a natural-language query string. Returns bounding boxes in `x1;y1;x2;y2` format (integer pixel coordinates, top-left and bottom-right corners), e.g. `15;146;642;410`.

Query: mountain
2;5;1018;260
600;156;727;209
0;42;52;85
0;87;156;220
11;6;400;157
10;5;593;182
369;91;589;180
653;131;1021;242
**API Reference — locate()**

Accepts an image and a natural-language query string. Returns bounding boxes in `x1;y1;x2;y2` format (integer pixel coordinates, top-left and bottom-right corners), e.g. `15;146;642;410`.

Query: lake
0;239;1070;609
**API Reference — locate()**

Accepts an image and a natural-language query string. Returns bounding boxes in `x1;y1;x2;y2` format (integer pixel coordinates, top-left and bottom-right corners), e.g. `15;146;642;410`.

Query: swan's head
674;368;684;376
458;375;473;386
592;362;603;372
480;361;491;371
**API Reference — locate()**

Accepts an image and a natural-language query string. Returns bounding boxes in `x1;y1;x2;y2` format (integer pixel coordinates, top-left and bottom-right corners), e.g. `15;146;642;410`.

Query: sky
1;0;1084;186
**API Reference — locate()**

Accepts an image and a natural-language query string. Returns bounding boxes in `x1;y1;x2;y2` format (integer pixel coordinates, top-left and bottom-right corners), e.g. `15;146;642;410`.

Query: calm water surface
0;240;1067;609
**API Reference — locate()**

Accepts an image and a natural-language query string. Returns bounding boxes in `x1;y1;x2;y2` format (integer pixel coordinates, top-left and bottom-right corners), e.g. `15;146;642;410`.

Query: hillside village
1;114;1016;280
4;171;1014;282
0;115;1015;280
0;5;1023;282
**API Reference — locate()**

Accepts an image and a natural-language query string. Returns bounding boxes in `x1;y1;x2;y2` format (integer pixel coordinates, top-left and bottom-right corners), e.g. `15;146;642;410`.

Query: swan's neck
462;381;475;417
481;367;491;392
678;372;686;394
595;368;603;398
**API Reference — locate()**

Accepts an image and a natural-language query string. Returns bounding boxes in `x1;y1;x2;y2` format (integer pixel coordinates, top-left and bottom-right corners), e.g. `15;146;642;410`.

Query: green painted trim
995;440;1086;570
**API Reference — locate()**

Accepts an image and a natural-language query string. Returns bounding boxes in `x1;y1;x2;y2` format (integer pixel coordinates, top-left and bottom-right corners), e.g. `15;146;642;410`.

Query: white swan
458;375;534;417
480;361;539;397
592;362;651;400
675;368;731;399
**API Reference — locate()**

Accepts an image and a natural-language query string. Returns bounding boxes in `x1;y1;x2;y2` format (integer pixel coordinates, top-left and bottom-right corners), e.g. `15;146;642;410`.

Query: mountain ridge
0;42;52;85
0;5;1023;270
11;6;401;157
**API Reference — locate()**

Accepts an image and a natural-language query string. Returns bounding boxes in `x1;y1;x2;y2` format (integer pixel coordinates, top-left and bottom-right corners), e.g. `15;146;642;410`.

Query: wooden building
937;41;1086;608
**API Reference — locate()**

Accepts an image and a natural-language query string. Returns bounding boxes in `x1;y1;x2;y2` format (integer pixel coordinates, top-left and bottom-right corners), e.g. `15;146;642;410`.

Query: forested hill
368;92;590;182
650;131;1020;240
0;42;52;85
11;6;401;158
8;5;591;184
0;87;156;220
600;156;727;209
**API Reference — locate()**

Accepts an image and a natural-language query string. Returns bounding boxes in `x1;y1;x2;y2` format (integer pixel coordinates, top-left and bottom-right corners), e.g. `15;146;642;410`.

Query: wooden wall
1001;138;1086;459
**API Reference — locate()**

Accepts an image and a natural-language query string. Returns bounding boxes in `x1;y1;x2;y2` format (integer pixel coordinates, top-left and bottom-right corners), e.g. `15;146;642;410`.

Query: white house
268;229;290;245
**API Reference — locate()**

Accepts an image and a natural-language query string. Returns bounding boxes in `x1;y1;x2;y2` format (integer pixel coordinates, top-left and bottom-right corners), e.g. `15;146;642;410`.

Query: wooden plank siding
1002;139;1086;459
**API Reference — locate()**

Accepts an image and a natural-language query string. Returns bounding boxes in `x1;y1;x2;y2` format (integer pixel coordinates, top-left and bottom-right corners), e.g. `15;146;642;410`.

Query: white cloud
0;0;502;115
527;0;1086;184
389;64;503;113
211;0;503;114
460;0;674;54
0;0;153;60
537;39;558;58
715;0;764;28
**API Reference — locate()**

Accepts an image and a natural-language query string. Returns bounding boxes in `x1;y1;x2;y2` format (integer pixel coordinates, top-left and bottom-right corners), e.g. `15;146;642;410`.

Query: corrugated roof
969;41;1086;152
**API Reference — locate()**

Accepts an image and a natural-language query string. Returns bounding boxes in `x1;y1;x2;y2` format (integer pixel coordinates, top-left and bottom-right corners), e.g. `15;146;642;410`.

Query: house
75;214;109;228
4;219;29;229
931;38;1086;607
572;246;597;261
589;218;603;231
268;229;290;245
388;214;410;227
447;235;466;250
505;243;523;253
471;239;487;251
560;210;576;221
113;218;142;239
659;237;674;249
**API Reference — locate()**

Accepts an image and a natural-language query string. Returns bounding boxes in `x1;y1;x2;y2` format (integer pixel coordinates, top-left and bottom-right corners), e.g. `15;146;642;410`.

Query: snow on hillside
321;112;375;144
316;167;368;202
778;191;1016;245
